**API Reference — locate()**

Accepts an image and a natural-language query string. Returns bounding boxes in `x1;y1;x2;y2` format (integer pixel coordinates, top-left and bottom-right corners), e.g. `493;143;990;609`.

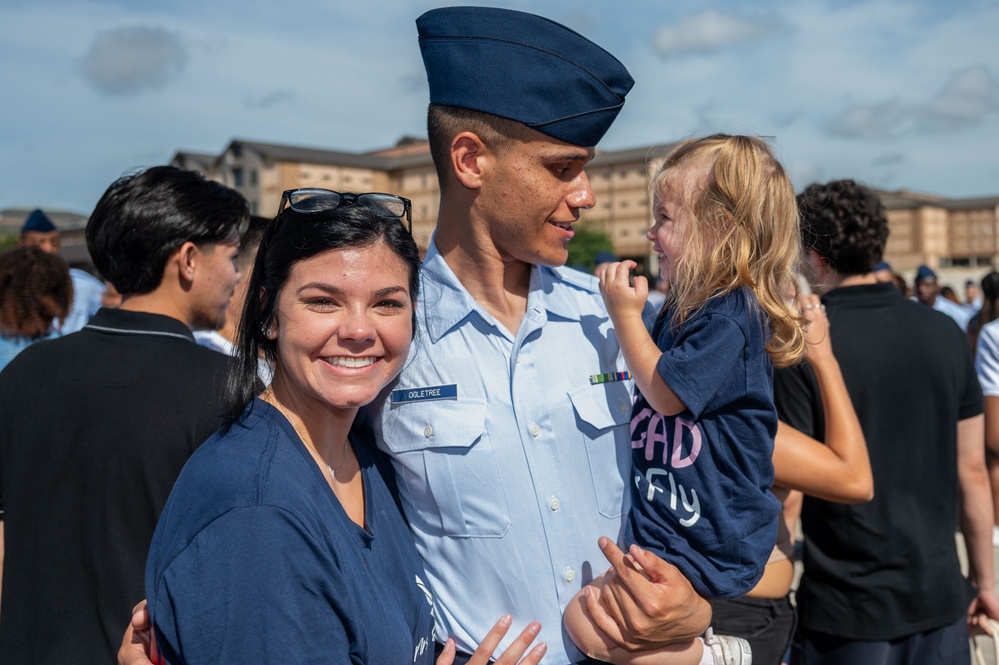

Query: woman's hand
435;615;546;665
798;294;832;365
118;600;154;665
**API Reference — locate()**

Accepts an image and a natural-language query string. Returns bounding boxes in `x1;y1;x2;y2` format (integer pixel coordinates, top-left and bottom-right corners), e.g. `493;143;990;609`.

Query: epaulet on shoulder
547;265;600;294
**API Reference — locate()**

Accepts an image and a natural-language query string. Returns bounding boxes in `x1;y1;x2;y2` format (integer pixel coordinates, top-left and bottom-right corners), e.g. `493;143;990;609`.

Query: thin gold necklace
266;392;350;482
328;440;350;482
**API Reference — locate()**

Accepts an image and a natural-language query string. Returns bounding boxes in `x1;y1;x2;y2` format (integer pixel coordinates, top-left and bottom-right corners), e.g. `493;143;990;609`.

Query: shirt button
618;401;628;414
530;423;541;437
550;497;560;511
423;424;433;438
565;568;576;582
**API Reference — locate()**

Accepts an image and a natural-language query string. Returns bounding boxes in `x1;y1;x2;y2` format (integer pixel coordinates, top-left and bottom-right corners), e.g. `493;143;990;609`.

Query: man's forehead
520;129;594;161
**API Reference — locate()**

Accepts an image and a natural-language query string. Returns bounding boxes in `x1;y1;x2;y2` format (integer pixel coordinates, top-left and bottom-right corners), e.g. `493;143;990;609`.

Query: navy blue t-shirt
146;399;437;664
625;289;780;599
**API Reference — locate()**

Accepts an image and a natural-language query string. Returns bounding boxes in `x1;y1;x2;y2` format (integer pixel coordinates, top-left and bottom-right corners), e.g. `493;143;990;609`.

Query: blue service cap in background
22;209;57;233
915;265;937;282
417;6;634;147
595;251;617;264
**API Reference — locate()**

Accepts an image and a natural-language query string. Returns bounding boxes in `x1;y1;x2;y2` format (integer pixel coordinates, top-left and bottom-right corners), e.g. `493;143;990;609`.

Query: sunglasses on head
278;188;412;234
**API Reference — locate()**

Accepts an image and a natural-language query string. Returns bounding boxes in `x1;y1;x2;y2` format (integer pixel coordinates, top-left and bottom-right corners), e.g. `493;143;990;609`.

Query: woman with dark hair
144;190;545;664
968;270;999;351
0;246;72;371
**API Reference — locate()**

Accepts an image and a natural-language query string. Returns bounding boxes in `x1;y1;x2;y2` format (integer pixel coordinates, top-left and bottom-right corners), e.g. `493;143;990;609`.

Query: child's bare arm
599;261;686;416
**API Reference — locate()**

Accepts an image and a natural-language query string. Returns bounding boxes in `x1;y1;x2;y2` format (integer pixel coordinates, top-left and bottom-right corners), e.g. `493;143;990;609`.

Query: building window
232;168;244;187
250;170;258;187
231;145;242;158
940;257;971;267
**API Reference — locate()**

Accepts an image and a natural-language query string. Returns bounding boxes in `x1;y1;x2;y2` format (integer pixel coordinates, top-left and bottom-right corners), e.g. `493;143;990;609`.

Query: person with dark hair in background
0;166;248;665
145;190;545;664
19;208;105;333
779;179;998;664
194;215;274;385
968;271;999;352
0;246;72;371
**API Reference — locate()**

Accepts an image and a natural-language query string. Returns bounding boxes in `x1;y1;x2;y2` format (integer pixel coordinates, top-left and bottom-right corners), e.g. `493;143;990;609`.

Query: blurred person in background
966;278;984;313
0;246;72;371
194;214;273;386
913;264;973;331
968;271;999;352
974;310;999;549
19;209;105;333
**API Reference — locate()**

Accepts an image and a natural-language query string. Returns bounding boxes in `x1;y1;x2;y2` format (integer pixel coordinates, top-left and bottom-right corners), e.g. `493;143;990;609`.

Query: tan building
878;189;999;290
171;138;998;288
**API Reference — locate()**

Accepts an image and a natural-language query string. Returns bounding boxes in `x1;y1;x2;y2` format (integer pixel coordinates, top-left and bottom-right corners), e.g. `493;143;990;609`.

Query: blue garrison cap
595;251;617;264
22;209;57;234
915;265;937;282
873;260;891;272
417;6;634;147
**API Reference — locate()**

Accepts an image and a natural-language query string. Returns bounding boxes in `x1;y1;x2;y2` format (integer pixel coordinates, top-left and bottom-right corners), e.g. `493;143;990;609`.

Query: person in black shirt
0;166;248;665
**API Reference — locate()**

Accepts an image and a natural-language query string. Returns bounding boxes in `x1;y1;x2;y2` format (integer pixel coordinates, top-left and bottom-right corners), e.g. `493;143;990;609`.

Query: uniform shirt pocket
381;398;511;538
568;381;632;519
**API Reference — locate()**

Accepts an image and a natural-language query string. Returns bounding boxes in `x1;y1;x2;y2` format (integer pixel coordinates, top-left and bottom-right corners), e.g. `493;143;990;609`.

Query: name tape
391;384;458;404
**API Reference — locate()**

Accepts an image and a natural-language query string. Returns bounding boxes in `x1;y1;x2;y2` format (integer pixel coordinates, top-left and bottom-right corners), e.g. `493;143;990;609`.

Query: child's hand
598;261;648;324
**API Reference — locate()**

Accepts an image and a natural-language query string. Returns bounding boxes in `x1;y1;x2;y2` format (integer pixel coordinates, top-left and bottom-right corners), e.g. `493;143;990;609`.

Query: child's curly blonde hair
651;134;806;368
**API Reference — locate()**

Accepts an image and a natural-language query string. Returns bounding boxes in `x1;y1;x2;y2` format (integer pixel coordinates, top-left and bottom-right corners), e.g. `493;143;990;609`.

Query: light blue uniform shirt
373;241;635;663
59;269;105;334
933;294;973;332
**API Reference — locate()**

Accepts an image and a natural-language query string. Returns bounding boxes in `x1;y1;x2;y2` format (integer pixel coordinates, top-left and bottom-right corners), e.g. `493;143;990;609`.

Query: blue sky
2;0;998;214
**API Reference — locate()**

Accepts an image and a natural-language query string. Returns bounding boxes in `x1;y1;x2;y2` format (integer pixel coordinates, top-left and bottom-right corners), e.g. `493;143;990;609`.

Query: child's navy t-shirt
625;288;781;599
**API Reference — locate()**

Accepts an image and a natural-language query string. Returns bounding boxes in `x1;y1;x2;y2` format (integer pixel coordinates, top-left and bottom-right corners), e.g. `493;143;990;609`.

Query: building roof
170;151;217;173
0;207;88;233
226;139;397;170
875;188;999;211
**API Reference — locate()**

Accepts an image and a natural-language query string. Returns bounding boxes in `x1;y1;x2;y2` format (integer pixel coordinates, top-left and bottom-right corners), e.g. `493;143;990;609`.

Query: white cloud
917;65;999;131
81;25;186;94
654;10;784;57
823;65;999;138
824;99;906;139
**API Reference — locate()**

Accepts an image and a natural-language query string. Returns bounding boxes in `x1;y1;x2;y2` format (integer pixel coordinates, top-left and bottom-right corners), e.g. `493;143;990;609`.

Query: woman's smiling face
267;240;414;413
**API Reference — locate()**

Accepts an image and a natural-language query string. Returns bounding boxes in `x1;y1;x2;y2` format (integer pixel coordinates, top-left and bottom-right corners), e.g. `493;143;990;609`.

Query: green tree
0;232;18;252
566;222;614;273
